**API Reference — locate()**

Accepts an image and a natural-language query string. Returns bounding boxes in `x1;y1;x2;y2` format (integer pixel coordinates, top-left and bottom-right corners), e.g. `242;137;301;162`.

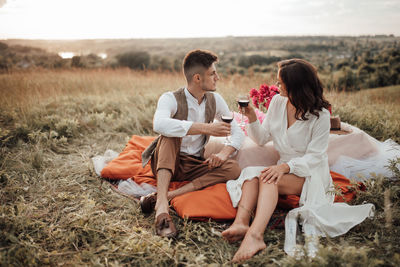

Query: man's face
200;63;219;92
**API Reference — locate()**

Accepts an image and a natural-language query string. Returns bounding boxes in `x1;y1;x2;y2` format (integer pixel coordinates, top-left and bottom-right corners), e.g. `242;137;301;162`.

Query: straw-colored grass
1;69;399;266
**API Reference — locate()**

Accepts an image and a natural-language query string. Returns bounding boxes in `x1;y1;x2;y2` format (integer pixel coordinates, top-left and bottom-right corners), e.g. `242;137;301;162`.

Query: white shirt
153;88;244;156
226;94;374;256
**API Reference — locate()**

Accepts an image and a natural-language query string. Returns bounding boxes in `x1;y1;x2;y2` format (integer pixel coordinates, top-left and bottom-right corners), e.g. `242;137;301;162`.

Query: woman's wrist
247;110;257;123
280;163;290;174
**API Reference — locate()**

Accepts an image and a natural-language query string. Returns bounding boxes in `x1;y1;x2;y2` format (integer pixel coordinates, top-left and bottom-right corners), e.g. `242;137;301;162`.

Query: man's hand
203;145;235;169
259;163;290;184
188;122;230;136
204;152;228;169
206;122;231;136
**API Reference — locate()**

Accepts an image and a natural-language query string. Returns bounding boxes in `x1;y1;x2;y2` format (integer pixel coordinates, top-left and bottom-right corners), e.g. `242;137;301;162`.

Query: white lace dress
226;95;375;256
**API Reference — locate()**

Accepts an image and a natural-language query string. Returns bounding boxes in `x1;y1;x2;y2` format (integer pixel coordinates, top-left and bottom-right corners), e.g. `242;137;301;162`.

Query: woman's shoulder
318;108;331;119
306;107;330;119
270;94;286;107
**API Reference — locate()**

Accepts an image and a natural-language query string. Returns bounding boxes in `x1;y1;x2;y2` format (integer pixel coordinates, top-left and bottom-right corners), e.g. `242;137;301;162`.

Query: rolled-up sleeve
153;93;193;137
214;93;244;151
287;111;330;178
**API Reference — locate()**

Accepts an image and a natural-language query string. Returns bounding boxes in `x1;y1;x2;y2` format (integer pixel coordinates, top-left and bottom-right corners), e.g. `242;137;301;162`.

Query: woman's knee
277;174;304;195
244;177;259;185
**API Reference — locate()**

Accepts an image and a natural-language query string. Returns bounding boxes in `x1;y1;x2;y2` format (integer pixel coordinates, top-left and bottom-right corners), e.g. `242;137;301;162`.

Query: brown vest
141;88;216;167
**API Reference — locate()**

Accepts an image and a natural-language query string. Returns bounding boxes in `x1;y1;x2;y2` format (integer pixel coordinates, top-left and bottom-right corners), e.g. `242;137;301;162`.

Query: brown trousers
151;136;241;190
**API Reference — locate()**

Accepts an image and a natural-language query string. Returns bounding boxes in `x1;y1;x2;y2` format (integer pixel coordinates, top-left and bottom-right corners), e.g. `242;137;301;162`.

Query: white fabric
118;178;156;197
91;149;120;176
330;138;400;180
153;88;244;156
225;95;375;256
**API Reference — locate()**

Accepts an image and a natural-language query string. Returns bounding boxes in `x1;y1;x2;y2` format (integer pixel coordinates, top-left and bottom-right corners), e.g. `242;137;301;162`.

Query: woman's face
277;69;288;97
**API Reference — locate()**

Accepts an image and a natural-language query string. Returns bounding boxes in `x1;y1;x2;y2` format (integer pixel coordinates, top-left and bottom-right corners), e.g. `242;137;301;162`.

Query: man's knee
158;136;181;152
221;159;241;181
152;136;181;176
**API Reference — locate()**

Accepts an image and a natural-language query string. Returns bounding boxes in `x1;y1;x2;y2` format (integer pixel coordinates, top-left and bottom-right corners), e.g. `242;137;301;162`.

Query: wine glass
237;95;250;127
221;111;234;145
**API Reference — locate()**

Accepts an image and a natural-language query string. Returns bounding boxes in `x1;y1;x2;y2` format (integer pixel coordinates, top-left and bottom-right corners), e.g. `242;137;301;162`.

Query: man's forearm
187;122;208;135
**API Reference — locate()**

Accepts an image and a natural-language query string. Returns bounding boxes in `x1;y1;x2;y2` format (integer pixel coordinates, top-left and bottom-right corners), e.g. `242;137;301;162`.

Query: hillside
1;36;400;91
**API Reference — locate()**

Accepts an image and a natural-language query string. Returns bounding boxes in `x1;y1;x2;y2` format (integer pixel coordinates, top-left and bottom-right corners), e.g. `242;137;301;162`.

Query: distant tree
334;60;350;70
0;42;8;51
71;56;83;68
337;67;359;91
358;63;375;74
173;58;181;72
238;55;280;68
116;51;150;70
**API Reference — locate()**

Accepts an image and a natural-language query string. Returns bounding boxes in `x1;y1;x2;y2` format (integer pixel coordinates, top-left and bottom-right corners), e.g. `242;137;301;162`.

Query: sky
0;0;399;39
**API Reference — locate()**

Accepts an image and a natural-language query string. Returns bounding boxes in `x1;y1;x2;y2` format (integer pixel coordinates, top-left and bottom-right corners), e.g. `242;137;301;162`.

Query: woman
222;59;374;262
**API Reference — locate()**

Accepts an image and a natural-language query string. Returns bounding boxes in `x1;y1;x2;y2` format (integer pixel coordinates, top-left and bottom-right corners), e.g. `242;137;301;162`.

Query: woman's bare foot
222;223;249;243
232;231;266;262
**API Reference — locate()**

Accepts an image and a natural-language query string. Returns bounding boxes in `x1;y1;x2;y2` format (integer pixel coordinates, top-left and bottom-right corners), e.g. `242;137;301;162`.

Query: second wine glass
221;111;234;145
237;95;250;127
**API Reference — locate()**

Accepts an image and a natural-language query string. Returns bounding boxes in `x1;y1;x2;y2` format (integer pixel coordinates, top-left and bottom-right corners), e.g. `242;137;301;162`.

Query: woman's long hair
278;58;330;120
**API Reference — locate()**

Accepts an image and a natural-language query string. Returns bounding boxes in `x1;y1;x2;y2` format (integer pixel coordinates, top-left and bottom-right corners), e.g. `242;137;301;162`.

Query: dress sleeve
287;110;330;178
246;95;278;146
153;93;193;137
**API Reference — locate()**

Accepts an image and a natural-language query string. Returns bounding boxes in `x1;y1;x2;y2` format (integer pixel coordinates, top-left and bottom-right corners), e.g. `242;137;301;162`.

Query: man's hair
183;50;218;82
278;58;330;120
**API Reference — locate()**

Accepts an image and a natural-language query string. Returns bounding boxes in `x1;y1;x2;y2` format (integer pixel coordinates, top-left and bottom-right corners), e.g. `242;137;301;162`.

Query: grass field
1;69;399;266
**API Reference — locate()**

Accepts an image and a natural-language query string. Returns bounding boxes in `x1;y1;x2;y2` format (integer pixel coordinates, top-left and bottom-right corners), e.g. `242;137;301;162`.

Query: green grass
0;69;399;266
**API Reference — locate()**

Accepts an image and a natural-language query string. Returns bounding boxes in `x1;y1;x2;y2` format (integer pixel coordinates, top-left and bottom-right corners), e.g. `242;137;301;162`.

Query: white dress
226;95;375;256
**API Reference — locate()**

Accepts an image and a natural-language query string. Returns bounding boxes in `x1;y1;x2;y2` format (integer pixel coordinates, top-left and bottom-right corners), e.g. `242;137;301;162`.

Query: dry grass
1;69;399;266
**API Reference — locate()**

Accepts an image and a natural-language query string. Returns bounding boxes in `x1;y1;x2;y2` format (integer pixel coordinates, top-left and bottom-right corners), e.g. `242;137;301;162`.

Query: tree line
1;36;399;91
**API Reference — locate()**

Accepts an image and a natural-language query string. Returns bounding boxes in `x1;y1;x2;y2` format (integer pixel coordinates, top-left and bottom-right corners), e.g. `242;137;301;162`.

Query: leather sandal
140;192;157;214
155;213;177;238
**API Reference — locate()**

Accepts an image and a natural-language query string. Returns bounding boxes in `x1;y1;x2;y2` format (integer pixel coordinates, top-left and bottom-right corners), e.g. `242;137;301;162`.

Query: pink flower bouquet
249;84;280;112
234;83;279;135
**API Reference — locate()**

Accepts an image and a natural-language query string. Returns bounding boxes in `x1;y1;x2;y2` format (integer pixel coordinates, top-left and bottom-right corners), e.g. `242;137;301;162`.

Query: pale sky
0;0;399;39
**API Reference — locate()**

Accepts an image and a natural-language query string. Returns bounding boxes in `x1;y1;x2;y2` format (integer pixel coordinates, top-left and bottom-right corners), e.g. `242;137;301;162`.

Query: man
140;49;244;238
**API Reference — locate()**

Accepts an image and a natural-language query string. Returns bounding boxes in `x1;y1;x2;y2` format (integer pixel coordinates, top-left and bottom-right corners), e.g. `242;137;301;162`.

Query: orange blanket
101;135;360;220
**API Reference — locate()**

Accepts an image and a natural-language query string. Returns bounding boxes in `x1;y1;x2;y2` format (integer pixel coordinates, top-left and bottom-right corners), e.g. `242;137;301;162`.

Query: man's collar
184;87;206;104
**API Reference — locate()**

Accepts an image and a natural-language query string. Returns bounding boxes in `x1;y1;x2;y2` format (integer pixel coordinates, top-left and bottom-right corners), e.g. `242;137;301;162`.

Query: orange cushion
171;183;237;221
277;171;359;209
101;135;187;190
171;171;359;220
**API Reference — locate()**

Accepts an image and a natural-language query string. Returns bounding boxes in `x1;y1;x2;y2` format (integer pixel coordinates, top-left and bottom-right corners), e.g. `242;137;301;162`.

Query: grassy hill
0;69;399;266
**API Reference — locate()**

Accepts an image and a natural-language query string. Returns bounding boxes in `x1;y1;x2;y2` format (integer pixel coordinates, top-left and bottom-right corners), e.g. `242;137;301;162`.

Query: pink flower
249;88;258;98
249;82;280;113
252;97;259;107
270;85;280;94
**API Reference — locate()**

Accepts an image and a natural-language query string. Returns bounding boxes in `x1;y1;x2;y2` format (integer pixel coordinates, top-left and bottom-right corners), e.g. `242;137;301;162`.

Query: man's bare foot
222;223;249;243
232;231;266;262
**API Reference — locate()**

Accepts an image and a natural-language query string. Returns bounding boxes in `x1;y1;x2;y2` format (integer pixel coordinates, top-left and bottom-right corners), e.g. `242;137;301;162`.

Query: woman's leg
232;174;305;262
222;178;258;242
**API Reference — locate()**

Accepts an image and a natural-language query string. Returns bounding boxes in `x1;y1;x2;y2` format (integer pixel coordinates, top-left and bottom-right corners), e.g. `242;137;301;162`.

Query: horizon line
0;34;398;41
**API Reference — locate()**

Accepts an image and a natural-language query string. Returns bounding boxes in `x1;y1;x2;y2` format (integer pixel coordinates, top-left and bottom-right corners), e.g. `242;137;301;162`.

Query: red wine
221;115;234;123
238;99;249;107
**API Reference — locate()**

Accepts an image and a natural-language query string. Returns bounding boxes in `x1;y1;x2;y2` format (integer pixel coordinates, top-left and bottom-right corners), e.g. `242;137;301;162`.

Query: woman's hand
259;163;290;184
238;104;257;123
